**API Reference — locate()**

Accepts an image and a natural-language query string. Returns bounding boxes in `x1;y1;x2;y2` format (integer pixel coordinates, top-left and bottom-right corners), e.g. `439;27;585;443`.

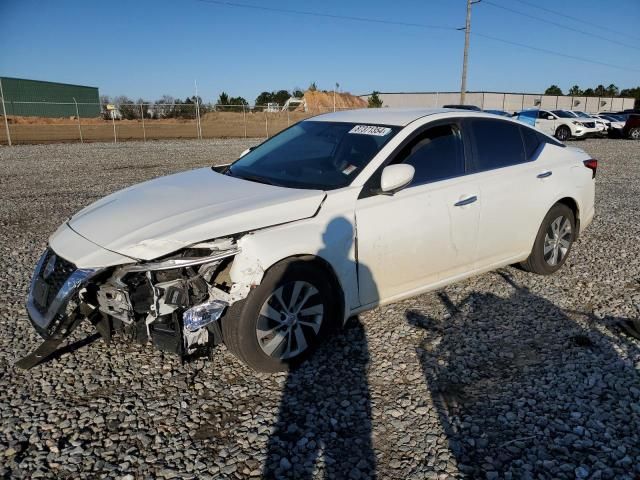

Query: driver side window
393;124;465;186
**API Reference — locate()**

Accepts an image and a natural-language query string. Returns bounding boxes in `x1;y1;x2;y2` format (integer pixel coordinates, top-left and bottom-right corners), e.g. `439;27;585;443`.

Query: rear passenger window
393;124;464;186
521;126;542;159
470;119;526;171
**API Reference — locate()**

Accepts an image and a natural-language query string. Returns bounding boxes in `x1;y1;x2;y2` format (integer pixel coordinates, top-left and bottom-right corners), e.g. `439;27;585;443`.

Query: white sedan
21;109;596;372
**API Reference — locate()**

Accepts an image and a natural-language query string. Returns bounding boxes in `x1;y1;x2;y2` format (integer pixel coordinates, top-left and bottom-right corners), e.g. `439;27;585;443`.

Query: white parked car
565;110;608;135
516;109;601;141
21;109;597;372
594;113;626;136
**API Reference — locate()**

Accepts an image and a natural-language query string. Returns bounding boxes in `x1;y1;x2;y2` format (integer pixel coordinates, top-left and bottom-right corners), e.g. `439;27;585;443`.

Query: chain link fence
0;100;360;145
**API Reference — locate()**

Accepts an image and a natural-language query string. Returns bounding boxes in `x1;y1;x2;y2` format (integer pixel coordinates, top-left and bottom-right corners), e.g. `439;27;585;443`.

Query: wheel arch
279;254;347;324
555;196;581;238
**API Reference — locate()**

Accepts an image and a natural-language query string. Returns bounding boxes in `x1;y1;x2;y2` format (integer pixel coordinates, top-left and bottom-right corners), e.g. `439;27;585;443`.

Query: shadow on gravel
263;317;375;479
264;217;377;479
407;271;640;479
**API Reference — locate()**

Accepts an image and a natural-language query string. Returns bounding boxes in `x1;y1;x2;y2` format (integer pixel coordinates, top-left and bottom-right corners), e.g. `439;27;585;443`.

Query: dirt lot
0;138;639;479
0;111;323;144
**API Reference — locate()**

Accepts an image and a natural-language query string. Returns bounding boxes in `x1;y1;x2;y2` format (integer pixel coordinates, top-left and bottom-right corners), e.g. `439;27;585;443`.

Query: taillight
583;159;597;178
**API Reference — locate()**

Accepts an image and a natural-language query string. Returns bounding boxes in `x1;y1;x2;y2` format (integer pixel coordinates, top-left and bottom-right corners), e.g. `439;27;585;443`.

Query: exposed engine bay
19;237;253;369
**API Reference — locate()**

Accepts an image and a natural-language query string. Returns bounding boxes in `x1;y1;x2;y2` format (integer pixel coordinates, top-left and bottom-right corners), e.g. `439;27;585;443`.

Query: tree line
544;84;640;107
100;87;309;119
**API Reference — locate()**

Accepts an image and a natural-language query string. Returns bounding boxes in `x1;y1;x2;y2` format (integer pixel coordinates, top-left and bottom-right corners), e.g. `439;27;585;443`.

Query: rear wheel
221;259;338;372
555;125;571;141
629;127;640;140
520;203;575;275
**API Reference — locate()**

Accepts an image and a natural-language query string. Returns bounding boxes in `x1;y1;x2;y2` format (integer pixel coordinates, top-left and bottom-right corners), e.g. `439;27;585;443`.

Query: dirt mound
298;90;367;112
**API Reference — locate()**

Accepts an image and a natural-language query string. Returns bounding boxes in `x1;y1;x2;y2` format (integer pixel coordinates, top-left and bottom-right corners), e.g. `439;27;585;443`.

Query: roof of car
306;108;459;127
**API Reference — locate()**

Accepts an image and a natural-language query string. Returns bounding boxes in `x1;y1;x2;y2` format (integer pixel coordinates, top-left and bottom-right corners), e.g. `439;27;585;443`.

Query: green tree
368;91;383;108
255;90;291;110
620;87;640;109
544;85;563;95
227;96;248;112
583;88;595;96
255;91;274;107
217;92;230;107
606;84;619;96
594;84;606;96
568;85;582;96
308;82;317;92
274;90;291;106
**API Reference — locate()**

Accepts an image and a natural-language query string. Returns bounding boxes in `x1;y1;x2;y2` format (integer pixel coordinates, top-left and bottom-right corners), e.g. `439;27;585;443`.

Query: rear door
467;118;557;266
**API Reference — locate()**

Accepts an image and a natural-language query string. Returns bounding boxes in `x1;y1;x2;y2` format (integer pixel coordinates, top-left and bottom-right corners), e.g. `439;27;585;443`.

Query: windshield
228;121;400;190
552;110;574;119
574;111;592;118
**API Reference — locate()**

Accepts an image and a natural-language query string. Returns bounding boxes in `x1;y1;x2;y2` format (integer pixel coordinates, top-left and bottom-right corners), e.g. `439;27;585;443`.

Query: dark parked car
483;109;512;117
442;104;482;111
623;114;640;140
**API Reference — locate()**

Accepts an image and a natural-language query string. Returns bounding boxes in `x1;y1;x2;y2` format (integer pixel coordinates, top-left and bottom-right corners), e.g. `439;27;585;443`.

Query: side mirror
547;115;554;120
380;164;415;194
239;146;256;158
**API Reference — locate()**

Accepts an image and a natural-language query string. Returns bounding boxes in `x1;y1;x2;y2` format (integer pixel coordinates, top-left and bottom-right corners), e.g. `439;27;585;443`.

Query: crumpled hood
66;168;325;260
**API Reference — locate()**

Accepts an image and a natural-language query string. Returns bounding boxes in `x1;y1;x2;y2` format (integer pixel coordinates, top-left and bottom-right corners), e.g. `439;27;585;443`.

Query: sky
1;0;638;103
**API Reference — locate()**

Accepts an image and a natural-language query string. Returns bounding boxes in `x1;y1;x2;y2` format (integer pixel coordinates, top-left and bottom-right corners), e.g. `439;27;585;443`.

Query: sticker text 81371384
349;125;392;136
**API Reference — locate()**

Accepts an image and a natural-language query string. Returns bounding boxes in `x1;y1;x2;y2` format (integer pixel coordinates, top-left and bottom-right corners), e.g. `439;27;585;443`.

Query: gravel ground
0;138;639;480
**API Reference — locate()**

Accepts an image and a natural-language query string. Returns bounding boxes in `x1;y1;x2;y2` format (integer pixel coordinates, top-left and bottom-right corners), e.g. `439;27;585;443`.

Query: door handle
454;195;477;207
537;171;552;178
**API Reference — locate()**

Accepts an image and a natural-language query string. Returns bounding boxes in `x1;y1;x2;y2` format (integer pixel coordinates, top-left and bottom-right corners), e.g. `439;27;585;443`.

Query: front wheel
221;259;338;372
629;127;640;140
520;203;576;275
555;125;571;141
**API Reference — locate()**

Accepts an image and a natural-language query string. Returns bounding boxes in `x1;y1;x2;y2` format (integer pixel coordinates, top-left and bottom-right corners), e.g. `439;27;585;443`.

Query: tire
555;125;571;141
520;203;576;275
221;258;339;372
629;127;640;140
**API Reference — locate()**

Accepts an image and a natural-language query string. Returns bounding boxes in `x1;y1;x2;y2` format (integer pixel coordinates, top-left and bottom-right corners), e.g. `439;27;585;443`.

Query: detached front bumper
26;248;98;339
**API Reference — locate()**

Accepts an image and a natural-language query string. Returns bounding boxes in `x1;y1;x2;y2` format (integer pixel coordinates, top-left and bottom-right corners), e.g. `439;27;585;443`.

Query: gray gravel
1;138;639;479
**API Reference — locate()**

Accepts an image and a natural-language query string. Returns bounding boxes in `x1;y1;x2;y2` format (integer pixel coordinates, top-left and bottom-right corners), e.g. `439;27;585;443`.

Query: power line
195;0;457;31
511;0;640;42
484;0;640;51
196;0;640;74
473;32;640;72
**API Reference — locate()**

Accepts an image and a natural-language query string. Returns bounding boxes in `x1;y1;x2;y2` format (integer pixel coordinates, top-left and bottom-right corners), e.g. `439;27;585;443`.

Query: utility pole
459;0;481;105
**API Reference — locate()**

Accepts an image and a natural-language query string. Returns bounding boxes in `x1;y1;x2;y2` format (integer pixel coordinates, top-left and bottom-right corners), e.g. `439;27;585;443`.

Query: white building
360;91;635;114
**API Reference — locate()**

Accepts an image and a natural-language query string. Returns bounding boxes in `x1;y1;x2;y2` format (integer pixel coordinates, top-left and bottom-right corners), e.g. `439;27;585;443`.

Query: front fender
228;193;360;317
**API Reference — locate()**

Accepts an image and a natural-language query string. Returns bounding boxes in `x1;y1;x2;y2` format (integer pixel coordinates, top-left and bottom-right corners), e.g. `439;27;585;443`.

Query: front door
355;122;480;306
535;110;557;136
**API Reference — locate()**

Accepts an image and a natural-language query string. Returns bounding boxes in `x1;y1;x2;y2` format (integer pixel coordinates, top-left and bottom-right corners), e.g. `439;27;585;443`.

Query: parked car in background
516;109;600;141
564;110;608;136
622;114;640;140
593;114;626;137
483;109;512;117
443;104;482;111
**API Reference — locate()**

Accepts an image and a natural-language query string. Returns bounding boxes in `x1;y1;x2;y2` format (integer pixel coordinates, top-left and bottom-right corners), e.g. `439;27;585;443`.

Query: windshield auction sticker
349;125;392;136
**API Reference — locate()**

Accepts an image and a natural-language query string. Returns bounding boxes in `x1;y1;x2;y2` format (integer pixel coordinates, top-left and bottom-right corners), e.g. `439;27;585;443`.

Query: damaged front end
19;238;246;369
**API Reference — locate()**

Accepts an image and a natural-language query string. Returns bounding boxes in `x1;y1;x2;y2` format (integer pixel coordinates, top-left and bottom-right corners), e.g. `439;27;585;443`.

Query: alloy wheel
256;281;324;360
557;127;570;141
543;216;572;266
